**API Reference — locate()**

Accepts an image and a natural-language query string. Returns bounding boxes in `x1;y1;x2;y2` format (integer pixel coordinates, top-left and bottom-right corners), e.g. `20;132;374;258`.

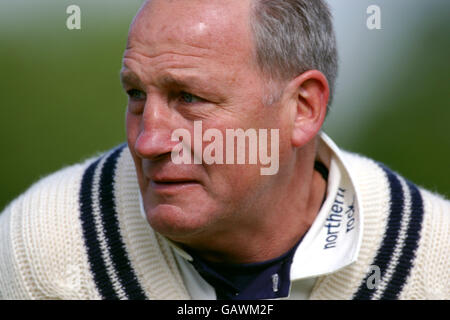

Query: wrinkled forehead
127;0;254;57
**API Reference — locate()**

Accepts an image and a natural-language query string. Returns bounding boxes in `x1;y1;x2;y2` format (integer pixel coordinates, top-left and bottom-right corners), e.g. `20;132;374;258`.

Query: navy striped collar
352;164;425;300
79;145;147;300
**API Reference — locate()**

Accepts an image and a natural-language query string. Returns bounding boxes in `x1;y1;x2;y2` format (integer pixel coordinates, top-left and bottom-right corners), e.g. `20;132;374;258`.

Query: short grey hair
250;0;338;111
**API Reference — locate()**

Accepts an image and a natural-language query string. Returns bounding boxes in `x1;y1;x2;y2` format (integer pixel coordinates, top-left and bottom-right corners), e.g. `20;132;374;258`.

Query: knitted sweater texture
0;144;448;300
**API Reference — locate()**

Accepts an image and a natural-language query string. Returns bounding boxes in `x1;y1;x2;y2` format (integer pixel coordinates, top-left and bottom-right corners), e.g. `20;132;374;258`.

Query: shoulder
341;150;449;207
0;144;129;299
400;187;449;299
341;150;449;299
340;150;449;211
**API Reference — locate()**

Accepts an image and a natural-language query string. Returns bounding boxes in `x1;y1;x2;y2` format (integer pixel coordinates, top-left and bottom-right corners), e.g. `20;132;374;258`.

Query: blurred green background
0;0;448;210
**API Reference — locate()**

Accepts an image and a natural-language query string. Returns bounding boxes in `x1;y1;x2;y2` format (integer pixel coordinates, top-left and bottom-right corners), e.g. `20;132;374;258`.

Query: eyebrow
120;68;207;92
119;66;226;102
120;69;142;87
159;74;195;90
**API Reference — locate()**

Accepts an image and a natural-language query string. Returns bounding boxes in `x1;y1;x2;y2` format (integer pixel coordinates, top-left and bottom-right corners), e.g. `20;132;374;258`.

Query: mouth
150;178;201;193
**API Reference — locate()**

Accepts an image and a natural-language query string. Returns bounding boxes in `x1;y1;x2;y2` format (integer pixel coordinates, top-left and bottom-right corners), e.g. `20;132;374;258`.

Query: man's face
122;0;293;242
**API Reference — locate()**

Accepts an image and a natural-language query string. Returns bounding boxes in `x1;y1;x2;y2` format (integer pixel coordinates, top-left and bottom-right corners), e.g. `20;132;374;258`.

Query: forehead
127;0;254;62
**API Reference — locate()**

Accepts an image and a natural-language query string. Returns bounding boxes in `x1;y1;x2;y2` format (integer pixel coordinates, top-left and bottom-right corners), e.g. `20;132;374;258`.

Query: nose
134;97;179;161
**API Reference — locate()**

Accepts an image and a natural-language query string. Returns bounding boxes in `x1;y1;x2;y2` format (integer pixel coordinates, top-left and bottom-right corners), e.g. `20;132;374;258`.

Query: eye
180;91;203;104
127;89;146;101
126;89;146;115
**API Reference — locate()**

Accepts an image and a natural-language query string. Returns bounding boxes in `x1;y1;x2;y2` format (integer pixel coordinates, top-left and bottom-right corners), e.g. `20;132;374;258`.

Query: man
0;0;448;300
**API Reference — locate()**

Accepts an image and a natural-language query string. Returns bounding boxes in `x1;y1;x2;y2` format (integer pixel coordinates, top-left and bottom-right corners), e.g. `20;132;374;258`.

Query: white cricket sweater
0;144;448;299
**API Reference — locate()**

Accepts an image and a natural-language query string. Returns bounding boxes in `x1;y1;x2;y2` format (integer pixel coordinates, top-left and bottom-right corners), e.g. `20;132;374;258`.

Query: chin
145;203;213;240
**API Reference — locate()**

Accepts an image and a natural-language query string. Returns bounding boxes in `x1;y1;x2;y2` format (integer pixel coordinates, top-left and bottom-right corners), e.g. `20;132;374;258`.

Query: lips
147;170;201;192
152;177;198;184
150;178;200;193
151;179;198;186
142;160;202;193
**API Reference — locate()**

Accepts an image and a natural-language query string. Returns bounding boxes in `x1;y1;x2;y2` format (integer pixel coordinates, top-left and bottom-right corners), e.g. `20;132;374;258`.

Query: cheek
277;126;294;159
126;111;140;146
126;112;146;189
204;162;267;207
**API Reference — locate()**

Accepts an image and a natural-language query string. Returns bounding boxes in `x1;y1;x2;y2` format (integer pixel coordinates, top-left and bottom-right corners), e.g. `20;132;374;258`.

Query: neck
176;139;327;264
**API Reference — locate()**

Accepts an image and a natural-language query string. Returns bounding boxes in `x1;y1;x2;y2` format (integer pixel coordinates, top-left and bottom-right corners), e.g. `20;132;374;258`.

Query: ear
285;70;329;148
